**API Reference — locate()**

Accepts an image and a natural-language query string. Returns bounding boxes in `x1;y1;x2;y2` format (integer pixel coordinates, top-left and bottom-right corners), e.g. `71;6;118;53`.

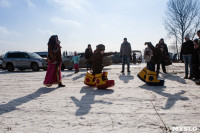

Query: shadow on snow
71;86;114;116
0;87;57;115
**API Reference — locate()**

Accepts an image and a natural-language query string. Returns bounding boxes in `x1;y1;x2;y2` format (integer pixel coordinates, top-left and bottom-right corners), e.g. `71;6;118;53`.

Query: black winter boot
58;82;65;87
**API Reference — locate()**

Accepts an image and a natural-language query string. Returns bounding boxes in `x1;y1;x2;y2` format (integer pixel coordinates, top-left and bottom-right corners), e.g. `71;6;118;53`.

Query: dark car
2;51;47;72
0;54;3;69
111;52;121;63
61;52;112;70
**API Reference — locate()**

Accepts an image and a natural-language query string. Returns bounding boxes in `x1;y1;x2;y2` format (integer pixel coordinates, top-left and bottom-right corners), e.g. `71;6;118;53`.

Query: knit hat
96;44;105;52
185;34;190;39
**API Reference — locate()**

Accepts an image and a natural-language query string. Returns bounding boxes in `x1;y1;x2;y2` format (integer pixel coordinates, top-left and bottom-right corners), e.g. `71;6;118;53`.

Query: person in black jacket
192;39;200;80
85;44;93;70
195;30;200;85
145;42;162;71
180;34;194;79
156;38;169;73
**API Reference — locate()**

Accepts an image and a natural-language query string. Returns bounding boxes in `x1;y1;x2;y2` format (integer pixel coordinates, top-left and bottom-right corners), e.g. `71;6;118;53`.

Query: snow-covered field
0;63;200;133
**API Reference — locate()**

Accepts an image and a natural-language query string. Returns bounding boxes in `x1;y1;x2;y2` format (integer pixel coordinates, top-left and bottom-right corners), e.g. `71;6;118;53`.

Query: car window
28;52;41;59
7;53;21;58
21;53;29;58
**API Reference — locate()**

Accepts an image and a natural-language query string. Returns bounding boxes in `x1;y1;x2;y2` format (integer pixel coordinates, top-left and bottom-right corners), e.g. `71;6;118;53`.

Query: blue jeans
122;55;130;72
182;54;193;77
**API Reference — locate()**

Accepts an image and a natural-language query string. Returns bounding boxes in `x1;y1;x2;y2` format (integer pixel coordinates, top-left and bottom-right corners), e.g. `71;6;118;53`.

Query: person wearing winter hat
85;44;93;70
84;44;116;89
180;34;194;79
89;44;112;75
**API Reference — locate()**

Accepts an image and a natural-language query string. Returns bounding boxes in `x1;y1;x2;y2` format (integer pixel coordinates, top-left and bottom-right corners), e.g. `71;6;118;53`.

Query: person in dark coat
195;30;200;85
156;38;169;73
85;44;93;70
84;44;115;89
120;38;132;73
145;42;162;72
89;44;115;75
180;34;194;79
192;39;200;80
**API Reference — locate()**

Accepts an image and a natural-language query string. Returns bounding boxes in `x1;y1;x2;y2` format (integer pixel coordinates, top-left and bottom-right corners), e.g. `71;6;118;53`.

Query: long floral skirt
43;64;62;87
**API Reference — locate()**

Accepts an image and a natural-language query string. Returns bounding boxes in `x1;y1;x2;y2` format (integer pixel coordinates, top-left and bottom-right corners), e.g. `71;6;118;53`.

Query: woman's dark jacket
147;43;161;64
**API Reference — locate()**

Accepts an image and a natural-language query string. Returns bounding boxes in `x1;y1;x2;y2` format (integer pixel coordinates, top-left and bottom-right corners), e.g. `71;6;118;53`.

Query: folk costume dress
43;35;63;87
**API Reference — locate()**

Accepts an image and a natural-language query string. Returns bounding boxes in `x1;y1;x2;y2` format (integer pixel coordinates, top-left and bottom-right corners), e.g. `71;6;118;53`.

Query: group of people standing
180;30;200;85
42;30;200;87
144;38;169;74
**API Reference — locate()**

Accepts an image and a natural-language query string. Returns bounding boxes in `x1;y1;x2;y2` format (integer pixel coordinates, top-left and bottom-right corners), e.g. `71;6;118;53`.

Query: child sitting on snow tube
84;44;115;89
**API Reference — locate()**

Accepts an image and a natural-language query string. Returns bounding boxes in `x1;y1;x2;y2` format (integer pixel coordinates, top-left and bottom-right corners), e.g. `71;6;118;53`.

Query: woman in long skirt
43;35;65;87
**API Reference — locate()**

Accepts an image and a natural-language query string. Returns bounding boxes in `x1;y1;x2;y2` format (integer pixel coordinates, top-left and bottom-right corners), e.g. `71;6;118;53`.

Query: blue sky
0;0;169;54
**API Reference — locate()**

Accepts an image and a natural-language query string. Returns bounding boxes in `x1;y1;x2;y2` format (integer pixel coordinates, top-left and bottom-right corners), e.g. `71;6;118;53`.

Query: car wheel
43;68;47;71
68;68;73;70
31;63;39;71
6;63;14;72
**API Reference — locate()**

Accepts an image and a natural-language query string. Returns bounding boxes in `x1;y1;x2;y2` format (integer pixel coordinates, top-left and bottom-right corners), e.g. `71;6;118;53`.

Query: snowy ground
0;63;200;133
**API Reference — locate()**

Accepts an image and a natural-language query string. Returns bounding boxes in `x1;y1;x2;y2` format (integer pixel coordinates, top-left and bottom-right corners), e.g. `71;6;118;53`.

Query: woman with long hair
43;35;65;87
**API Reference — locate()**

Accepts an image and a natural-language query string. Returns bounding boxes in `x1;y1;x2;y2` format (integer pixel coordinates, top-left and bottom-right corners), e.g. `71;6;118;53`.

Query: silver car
2;51;47;72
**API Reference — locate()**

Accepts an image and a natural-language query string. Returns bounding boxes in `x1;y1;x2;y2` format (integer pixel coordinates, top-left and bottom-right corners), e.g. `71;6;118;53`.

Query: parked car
2;51;47;72
111;52;121;63
111;50;142;64
34;51;48;59
0;54;3;69
61;52;112;70
132;50;142;64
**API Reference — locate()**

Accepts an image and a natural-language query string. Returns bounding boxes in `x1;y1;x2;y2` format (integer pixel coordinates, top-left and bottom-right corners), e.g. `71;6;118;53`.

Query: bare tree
164;0;200;59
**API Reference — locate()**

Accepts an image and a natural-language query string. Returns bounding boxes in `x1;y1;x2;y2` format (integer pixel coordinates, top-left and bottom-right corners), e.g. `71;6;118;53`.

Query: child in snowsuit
84;44;115;89
71;51;80;73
